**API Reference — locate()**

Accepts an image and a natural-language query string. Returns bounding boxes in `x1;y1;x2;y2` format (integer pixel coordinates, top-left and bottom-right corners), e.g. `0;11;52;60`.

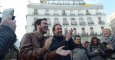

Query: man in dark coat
0;16;17;60
46;24;75;60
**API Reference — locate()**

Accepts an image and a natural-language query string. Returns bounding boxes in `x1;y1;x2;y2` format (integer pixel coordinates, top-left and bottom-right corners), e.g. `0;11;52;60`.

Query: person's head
74;35;81;45
52;24;62;36
91;37;99;46
83;41;89;48
34;18;48;34
102;28;111;37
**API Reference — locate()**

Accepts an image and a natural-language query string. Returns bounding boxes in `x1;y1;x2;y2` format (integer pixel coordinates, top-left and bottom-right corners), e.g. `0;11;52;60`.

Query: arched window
54;18;60;24
82;27;86;34
71;18;77;25
90;27;94;35
87;17;94;25
63;18;68;25
79;18;86;26
73;28;77;35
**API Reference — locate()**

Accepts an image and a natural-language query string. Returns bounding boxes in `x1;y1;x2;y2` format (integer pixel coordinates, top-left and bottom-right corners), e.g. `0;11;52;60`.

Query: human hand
65;29;73;41
94;49;99;53
44;37;52;50
1;16;16;32
106;44;113;49
56;46;71;56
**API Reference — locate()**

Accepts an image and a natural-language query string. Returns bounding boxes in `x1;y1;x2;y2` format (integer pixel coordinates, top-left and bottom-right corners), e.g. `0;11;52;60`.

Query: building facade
109;13;115;34
26;0;107;42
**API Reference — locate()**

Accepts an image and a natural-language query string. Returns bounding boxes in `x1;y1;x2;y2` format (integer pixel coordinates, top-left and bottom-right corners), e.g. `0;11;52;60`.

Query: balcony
33;12;38;15
63;22;69;25
81;33;89;37
79;22;86;26
90;32;97;36
54;22;60;24
71;22;77;25
70;14;75;16
53;14;59;16
96;13;102;15
86;13;91;15
98;21;105;25
78;14;83;16
88;23;94;25
45;13;50;15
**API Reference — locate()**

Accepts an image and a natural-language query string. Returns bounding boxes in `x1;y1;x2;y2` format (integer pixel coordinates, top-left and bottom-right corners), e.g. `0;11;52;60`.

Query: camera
1;8;15;21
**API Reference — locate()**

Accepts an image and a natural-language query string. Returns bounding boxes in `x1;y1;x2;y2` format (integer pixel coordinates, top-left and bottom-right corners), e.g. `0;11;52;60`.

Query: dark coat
0;25;16;60
87;44;105;60
46;35;75;60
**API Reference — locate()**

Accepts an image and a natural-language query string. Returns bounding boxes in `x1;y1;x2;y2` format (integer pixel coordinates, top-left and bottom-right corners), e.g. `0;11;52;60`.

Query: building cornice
27;3;103;10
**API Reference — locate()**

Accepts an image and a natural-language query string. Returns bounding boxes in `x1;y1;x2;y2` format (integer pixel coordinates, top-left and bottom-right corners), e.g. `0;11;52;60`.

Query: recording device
2;8;15;21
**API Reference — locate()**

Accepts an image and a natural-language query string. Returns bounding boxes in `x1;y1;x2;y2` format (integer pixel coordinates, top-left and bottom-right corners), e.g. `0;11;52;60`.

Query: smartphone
2;8;15;21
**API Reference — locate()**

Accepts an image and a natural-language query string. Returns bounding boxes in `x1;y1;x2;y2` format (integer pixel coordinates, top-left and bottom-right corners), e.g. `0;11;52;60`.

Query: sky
0;0;115;41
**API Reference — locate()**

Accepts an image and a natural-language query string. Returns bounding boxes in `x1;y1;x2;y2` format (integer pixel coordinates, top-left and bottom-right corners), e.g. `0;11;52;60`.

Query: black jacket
0;25;16;60
49;35;75;60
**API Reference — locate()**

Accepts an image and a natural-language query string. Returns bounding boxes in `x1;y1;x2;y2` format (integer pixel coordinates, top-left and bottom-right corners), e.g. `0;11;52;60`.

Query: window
90;27;94;35
34;18;37;21
63;18;69;25
70;10;75;16
81;27;86;35
86;10;91;15
71;18;77;25
98;17;105;24
81;27;88;36
73;28;77;36
62;10;66;15
54;10;59;16
87;17;94;25
100;26;104;35
78;10;83;15
34;9;38;15
32;18;38;25
101;26;104;30
45;10;49;15
96;9;101;15
46;29;50;36
46;18;51;25
54;18;59;24
79;18;86;26
64;28;68;35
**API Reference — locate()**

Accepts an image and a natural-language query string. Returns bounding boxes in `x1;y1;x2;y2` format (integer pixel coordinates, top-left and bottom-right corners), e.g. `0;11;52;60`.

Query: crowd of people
0;17;115;60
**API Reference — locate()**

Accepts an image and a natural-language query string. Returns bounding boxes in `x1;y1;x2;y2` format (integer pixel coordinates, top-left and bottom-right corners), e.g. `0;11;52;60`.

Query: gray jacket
72;47;89;60
87;44;105;60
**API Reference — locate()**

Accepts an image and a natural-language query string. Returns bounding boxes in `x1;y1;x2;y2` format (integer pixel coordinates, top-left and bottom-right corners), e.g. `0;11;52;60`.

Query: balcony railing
88;23;94;25
98;21;105;25
53;14;59;16
54;22;60;24
45;13;50;15
63;22;69;25
71;22;77;25
79;22;86;26
81;33;89;37
96;13;102;15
